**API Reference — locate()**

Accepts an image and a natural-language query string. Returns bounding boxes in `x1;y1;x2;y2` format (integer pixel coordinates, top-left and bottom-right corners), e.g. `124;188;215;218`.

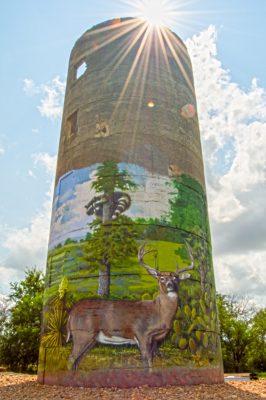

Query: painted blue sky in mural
55;163;147;208
49;163;172;249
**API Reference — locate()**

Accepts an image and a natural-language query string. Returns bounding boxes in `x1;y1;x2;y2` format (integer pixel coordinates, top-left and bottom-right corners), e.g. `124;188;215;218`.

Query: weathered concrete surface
56;18;205;186
39;367;224;388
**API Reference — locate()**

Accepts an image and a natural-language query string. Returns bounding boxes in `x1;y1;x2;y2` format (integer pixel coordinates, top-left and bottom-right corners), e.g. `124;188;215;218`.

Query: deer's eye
173;277;178;281
160;277;166;282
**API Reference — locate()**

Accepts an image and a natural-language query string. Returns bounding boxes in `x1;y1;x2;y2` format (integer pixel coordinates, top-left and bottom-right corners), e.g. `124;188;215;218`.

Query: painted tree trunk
97;199;112;296
97;262;111;297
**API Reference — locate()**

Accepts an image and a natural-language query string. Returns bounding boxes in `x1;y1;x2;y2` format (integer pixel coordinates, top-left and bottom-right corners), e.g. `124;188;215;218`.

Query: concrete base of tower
38;366;224;388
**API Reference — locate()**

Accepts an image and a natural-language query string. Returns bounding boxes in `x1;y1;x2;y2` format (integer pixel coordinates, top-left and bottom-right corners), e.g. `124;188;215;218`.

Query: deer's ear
179;273;191;280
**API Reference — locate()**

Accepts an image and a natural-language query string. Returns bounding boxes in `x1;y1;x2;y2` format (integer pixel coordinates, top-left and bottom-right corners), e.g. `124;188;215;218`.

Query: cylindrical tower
38;18;223;387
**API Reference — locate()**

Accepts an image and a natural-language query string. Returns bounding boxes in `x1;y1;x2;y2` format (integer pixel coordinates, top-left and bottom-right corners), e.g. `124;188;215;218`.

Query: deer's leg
138;337;153;372
151;339;158;357
151;330;168;357
68;331;96;371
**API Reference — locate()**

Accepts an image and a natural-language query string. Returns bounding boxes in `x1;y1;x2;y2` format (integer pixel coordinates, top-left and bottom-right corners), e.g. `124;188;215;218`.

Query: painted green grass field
45;240;192;302
40;338;220;373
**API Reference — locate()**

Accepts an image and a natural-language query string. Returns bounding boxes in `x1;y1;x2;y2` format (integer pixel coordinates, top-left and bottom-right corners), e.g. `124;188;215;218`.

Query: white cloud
0;147;5;156
28;169;36;178
3;199;51;270
0;265;22;294
186;26;266;223
33;152;57;176
23;78;40;96
186;26;266;305
49;180;93;248
23;76;66;120
38;76;66;119
0;153;57;292
215;251;266;301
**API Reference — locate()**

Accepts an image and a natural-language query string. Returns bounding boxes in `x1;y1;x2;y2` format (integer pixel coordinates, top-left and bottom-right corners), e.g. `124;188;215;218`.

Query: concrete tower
38;18;223;387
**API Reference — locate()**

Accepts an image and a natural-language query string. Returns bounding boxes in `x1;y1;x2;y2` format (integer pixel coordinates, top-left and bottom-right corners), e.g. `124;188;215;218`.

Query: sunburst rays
82;4;195;139
132;0;180;27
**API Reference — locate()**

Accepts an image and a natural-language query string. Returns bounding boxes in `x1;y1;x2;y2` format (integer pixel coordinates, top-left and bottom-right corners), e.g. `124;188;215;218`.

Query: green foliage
178;338;187;349
45;240;185;305
42;276;74;358
248;308;266;371
85;232;92;241
42;306;67;348
86;215;138;272
217;294;250;372
217;294;266;373
0;269;44;372
164;177;210;239
134;175;211;245
64;238;77;245
87;161;139;296
172;288;219;361
58;276;69;300
176;174;205;193
141;293;152;301
0;297;9;336
91;161;137;195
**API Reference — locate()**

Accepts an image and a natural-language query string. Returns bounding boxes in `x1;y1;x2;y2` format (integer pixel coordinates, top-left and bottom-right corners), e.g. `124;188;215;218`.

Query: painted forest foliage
85;161;138;296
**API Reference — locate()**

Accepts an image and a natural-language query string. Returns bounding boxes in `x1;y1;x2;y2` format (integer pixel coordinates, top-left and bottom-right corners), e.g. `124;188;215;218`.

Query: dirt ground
0;373;265;400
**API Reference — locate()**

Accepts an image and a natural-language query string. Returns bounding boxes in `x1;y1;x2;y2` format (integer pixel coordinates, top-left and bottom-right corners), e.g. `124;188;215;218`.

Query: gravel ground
0;373;265;400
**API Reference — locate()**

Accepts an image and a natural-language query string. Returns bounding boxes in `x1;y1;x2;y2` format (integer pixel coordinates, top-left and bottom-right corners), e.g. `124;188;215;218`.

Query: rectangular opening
75;61;87;80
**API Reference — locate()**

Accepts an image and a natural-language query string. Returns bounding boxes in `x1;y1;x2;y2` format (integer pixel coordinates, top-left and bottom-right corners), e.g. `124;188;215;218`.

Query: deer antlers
138;244;160;278
138;242;194;277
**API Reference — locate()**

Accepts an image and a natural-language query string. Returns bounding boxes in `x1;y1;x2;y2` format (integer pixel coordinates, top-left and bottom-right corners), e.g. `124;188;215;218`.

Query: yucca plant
42;305;68;348
42;276;72;348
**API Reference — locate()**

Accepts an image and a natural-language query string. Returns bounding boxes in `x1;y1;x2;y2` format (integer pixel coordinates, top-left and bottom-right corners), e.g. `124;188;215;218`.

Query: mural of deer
66;243;194;371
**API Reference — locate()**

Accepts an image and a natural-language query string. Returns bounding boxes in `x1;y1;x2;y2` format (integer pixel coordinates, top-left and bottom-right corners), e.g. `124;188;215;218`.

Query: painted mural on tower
39;160;221;375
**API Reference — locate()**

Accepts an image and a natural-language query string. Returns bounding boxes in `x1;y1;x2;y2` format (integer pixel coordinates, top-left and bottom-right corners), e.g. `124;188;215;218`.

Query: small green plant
42;277;73;349
171;289;219;360
42;306;68;348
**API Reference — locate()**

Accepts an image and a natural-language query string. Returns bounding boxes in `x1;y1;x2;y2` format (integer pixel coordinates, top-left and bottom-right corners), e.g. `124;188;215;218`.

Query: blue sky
0;1;266;305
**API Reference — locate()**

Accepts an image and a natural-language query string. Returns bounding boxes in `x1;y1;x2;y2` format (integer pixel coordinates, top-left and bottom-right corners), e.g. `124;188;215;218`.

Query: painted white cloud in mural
129;175;172;219
49;165;173;249
50;180;95;248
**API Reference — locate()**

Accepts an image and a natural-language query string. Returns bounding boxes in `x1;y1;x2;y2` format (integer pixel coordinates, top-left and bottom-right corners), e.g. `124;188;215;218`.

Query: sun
136;0;174;27
87;1;198;121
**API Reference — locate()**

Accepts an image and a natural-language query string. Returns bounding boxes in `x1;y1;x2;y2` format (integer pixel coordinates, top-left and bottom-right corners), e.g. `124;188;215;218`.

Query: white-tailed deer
66;243;194;370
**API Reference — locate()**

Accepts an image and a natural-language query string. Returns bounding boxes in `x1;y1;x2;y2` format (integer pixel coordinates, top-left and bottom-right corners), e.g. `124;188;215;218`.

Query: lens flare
86;3;198;125
181;104;196;119
138;0;173;26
